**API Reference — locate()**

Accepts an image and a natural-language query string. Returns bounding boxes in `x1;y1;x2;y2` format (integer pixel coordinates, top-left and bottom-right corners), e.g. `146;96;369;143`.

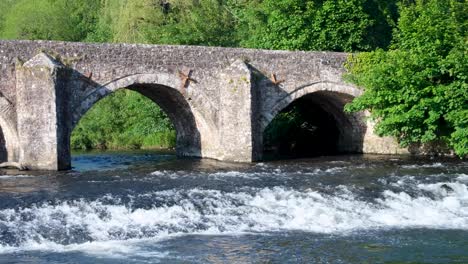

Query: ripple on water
0;153;466;263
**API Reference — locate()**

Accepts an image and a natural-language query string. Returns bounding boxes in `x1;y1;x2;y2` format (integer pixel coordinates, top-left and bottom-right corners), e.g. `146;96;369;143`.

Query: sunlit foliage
345;0;467;156
71;90;175;150
237;0;398;51
1;0;99;41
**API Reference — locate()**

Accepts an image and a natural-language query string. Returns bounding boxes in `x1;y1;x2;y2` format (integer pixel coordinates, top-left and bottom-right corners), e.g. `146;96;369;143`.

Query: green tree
237;0;398;52
0;0;16;33
163;0;238;46
71;90;175;150
87;0;238;47
1;0;99;41
111;0;165;44
345;0;468;156
362;0;399;50
85;0;120;42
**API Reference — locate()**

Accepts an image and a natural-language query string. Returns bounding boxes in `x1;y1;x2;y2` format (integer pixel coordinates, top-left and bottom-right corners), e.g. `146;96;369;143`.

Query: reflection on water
0;150;466;263
0;175;58;194
72;149;177;172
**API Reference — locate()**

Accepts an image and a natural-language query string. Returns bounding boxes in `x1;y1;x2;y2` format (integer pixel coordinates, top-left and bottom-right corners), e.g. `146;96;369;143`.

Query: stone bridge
0;40;404;170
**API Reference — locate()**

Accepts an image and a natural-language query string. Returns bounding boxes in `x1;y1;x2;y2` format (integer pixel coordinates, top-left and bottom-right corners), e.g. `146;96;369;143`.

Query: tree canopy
237;0;397;52
345;0;467;156
1;0;99;41
0;0;399;51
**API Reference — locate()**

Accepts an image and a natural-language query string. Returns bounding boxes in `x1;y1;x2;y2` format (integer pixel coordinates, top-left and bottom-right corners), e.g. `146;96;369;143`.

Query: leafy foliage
264;107;304;151
150;0;239;46
1;0;99;41
237;0;398;51
345;0;468;156
105;0;165;44
71;90;175;150
87;0;238;46
0;0;15;32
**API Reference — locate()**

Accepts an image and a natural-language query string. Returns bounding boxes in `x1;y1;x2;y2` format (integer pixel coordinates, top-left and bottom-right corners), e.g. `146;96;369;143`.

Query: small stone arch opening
72;80;202;158
262;91;365;160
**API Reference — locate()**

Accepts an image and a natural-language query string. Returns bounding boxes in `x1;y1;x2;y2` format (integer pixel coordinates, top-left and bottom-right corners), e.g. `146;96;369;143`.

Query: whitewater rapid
0;170;466;255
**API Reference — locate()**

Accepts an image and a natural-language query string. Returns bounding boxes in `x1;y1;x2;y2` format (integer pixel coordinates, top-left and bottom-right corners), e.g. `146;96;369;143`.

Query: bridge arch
74;73;203;157
260;82;366;159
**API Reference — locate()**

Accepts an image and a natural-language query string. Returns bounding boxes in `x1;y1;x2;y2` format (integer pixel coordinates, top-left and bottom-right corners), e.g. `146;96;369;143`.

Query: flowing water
0;151;466;263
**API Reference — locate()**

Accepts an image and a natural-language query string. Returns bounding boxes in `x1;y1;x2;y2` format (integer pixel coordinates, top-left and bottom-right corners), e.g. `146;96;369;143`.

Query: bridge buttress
16;53;72;170
214;59;258;162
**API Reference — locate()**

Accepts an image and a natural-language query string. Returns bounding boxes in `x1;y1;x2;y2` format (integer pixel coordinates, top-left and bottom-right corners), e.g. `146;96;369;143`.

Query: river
0;151;466;263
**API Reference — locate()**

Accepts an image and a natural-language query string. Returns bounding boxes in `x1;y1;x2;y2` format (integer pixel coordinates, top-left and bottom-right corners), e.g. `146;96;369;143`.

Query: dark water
0;150;467;263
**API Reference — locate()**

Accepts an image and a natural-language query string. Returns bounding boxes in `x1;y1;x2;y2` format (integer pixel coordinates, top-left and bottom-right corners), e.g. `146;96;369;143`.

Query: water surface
0;151;467;263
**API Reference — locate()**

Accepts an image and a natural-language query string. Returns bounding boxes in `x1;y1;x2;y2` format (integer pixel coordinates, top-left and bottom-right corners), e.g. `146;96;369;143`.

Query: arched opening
263;91;364;160
71;89;176;151
72;77;202;162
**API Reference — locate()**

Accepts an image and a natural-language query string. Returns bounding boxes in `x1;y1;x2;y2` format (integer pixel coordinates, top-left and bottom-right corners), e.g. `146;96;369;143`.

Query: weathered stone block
217;60;255;162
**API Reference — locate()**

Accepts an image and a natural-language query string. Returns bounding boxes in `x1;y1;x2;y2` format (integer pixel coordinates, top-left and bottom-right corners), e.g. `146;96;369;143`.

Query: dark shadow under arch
0;127;7;163
262;91;365;160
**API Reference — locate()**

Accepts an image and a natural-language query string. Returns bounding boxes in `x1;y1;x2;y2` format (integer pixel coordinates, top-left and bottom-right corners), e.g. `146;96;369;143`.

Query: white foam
208;170;276;180
401;163;444;169
0;175;34;179
150;170;181;179
0;182;467;255
323;167;344;173
150;171;166;176
456;174;468;183
0;238;171;259
149;167;347;181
